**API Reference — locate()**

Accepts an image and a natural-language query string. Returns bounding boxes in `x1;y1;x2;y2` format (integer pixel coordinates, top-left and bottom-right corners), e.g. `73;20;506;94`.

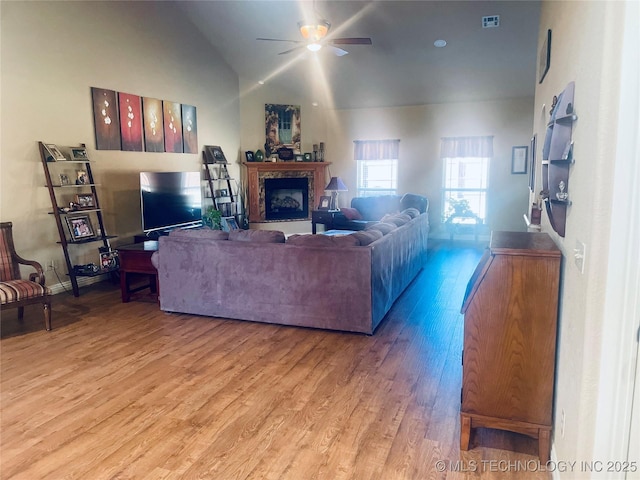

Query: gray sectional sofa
152;196;429;334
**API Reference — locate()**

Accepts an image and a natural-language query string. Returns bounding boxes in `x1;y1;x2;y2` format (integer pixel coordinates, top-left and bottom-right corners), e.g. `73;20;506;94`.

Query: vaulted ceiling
175;1;541;110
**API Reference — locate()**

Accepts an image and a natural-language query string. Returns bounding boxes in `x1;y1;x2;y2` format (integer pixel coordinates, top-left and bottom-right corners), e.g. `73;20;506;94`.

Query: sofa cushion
381;213;412;227
401;207;421;219
351;195;401;220
400;193;429;214
228;229;285;243
349;229;383;246
340;207;363;221
287;233;360;247
366;222;397;235
169;228;229;240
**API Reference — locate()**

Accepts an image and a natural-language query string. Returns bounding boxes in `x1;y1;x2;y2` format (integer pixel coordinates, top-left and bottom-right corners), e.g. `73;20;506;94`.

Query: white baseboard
47;272;107;296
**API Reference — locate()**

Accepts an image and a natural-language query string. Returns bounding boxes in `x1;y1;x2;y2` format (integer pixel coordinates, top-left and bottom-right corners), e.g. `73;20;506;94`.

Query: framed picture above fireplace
265;104;301;156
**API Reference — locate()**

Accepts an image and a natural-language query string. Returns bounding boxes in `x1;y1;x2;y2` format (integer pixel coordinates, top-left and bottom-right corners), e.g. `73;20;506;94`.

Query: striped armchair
0;222;51;331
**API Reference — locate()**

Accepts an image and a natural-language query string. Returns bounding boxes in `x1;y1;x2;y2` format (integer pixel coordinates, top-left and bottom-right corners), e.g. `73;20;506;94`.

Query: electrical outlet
574;240;586;274
560;409;566;438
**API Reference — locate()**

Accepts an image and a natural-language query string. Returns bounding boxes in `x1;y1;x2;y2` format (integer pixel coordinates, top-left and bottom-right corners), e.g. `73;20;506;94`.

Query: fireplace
243;162;330;223
264;178;309;220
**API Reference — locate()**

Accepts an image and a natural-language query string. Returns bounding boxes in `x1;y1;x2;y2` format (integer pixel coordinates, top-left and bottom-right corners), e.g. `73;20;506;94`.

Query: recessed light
258;80;265;85
434;39;447;48
312;102;319;107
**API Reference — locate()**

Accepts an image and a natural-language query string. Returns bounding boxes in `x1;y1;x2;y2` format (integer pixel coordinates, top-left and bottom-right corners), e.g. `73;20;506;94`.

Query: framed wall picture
511;146;528;174
538;29;551;84
163;100;183;153
142;97;164;152
66;214;96;241
318;195;331;210
529;135;537;192
91;87;122;150
181;104;198;154
75;193;96;209
118;92;143;152
265;104;301;156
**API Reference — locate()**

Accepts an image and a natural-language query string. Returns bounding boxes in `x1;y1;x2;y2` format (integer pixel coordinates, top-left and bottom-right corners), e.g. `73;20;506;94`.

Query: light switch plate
574;240;586;274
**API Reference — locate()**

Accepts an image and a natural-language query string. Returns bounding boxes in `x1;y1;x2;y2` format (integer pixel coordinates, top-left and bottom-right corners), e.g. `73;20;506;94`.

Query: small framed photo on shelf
304;152;313;162
511;146;528;174
45;144;66;162
318;195;331;210
66;214;96;241
59;173;70;186
214;189;228;198
70;147;89;161
245;151;254;162
99;250;119;270
295;154;304;162
76;170;89;185
204;145;227;164
222;216;239;231
75;193;96;209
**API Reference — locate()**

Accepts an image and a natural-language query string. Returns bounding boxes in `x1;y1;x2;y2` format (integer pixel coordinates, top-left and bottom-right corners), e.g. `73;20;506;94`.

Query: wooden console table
117;241;158;303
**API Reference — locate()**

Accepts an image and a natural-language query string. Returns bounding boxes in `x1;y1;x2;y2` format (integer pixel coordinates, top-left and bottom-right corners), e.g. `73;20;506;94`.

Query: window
354;139;400;197
440;136;493;222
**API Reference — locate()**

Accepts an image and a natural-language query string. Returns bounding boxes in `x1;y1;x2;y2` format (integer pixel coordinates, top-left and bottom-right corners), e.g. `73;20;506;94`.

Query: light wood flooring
1;240;551;479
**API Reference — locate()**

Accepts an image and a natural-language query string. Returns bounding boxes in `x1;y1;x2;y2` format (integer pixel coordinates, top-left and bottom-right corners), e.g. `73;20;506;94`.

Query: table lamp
325;177;348;211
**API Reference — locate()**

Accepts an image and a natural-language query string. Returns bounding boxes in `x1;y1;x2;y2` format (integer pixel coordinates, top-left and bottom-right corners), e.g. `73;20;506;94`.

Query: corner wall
0;1;240;286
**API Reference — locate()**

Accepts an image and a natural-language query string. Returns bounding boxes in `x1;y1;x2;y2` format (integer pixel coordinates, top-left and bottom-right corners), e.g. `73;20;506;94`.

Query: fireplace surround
243;162;330;223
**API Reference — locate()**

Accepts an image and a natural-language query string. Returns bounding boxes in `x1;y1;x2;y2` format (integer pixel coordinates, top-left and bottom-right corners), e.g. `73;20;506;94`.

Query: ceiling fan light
307;43;322;52
298;19;330;41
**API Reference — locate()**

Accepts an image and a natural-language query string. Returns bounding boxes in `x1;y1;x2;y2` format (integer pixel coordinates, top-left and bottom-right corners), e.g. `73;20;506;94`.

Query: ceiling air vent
482;15;500;28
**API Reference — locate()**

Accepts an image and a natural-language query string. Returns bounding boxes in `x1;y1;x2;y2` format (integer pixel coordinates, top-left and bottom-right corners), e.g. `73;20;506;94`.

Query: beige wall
533;0;627;469
0;1;239;287
326;98;534;235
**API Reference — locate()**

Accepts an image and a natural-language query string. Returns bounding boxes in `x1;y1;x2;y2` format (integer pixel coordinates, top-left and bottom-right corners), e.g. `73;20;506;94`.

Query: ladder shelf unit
39;142;117;297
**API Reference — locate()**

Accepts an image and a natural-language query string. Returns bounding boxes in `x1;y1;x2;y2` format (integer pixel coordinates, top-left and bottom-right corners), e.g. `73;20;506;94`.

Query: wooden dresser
460;231;561;462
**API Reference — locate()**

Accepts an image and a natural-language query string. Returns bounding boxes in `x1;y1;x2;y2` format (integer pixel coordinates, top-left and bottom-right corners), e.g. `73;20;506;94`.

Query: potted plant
203;206;222;230
446;197;476;220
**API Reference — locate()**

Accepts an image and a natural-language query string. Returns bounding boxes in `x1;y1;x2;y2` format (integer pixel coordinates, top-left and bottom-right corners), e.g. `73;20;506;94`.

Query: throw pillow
381;214;411;227
228;229;285;243
366;222;396;235
350;229;383;246
401;207;421;219
340;207;363;221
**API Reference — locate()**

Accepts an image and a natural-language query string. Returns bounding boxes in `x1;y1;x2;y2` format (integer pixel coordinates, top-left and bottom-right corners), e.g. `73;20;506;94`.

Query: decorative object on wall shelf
511;146;528;174
542;81;578;237
75;193;96;209
304;152;312;162
204;145;227;164
538;29;551;84
66;214;96;242
69;147;89;161
245;151;255;162
254;149;264;162
76;170;89;185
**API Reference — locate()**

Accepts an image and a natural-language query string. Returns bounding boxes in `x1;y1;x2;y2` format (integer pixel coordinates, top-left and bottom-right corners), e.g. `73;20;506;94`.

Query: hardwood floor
1;241;551;479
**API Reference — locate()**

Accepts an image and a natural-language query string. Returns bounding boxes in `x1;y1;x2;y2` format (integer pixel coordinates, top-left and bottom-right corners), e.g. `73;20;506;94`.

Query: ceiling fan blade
256;38;302;44
278;45;305;55
327;45;349;57
331;37;372;45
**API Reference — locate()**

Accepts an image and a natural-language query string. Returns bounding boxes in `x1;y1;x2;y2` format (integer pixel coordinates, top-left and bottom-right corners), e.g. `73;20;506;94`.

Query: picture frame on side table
511;146;528;174
318;196;331;210
66;214;96;241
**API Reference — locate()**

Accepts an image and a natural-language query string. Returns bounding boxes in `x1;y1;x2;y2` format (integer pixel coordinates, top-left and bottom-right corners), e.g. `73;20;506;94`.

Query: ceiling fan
257;19;372;57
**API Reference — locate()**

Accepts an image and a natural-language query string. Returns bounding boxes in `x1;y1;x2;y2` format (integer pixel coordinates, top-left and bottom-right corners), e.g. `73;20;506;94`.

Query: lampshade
325;177;348;191
298;20;330;42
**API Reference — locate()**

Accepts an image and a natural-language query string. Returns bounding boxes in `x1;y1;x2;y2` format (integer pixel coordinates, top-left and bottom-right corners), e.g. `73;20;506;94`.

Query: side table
117;241;158;303
311;210;338;234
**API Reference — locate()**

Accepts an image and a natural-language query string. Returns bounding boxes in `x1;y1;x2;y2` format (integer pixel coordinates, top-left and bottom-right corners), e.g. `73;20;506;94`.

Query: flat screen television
140;171;202;234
